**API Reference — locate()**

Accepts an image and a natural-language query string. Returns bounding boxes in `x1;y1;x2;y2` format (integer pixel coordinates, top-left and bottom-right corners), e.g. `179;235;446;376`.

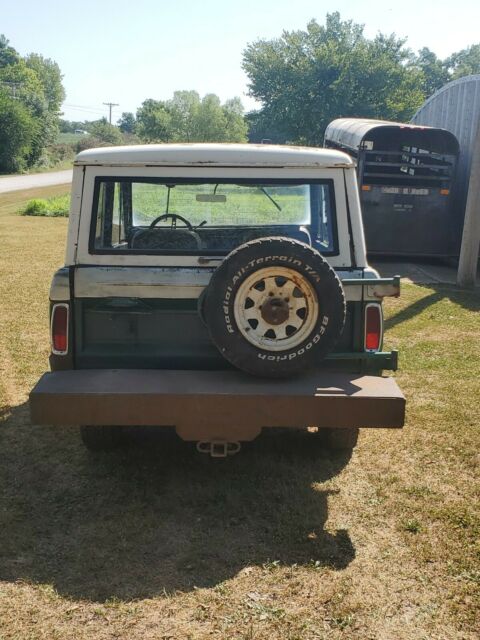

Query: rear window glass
90;178;338;255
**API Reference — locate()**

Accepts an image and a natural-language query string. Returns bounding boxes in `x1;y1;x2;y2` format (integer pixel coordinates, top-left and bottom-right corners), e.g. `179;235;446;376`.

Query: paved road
0;169;73;194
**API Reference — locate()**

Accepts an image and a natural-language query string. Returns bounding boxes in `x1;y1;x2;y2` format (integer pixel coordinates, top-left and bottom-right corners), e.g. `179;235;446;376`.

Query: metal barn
411;74;480;227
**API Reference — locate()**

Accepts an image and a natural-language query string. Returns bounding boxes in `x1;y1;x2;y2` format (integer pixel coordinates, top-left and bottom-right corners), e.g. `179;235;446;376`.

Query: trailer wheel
322;428;359;451
203;237;345;377
80;426;125;451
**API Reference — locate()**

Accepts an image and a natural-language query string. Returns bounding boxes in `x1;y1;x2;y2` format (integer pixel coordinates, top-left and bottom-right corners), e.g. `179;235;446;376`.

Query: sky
2;0;480;123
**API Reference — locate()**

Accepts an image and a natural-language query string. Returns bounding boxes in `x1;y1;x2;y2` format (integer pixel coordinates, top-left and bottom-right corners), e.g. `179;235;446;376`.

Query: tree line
58;91;249;153
2;14;480;173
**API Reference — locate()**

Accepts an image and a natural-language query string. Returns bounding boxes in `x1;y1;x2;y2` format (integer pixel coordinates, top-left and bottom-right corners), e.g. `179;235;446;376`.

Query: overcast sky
2;0;480;122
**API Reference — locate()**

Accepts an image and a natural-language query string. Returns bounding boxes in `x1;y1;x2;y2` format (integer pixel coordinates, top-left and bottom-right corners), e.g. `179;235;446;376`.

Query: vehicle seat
130;228;203;251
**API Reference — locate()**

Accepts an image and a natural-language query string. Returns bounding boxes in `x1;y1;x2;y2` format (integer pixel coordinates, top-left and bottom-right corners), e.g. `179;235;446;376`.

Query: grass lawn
0;187;478;639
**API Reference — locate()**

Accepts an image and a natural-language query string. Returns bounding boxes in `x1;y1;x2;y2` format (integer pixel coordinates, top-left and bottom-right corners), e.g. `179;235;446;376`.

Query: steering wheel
149;213;194;230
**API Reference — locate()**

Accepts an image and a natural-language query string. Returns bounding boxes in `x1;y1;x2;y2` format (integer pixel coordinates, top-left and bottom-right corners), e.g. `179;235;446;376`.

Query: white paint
232;266;319;351
75;143;354;168
73;165;355;268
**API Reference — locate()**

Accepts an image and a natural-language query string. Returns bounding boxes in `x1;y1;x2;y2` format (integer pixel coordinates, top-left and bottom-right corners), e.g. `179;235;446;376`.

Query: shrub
21;194;70;217
35;143;75;170
75;135;103;153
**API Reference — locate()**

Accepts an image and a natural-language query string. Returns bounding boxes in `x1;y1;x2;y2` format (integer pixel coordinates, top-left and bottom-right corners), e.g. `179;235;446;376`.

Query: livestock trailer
324;118;460;257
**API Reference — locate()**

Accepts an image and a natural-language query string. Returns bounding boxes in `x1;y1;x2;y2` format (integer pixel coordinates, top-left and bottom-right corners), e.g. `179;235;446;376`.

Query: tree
135;91;248;143
0;35;19;68
414;48;450;97
136;99;173;142
0;90;38;172
194;93;228;141
118;111;136;134
25;53;65;111
0;34;65;171
87;118;123;144
168;90;201;141
223;97;249;142
445;44;480;79
0;58;53;165
412;45;480;97
246;110;286;144
242;13;426;145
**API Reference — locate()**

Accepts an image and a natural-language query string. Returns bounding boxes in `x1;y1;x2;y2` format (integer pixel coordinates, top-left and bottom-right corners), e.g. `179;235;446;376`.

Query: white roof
75;143;354;168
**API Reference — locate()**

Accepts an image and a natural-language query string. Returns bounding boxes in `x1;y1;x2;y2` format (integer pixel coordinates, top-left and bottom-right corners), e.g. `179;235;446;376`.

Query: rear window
90;178;338;256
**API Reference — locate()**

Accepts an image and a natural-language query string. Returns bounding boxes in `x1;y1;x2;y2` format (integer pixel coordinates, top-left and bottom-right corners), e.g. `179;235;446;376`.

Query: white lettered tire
203;237;346;377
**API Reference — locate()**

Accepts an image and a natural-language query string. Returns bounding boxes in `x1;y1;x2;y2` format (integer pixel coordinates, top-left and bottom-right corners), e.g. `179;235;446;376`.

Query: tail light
51;303;69;355
364;303;382;352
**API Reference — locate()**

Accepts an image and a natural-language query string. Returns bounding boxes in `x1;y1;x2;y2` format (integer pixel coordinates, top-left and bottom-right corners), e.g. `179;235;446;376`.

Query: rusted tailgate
30;369;405;441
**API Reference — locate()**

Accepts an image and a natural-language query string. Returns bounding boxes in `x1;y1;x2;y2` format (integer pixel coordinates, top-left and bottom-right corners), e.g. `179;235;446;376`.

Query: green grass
0;186;478;639
20;194;70;217
125;182;311;226
56;132;85;145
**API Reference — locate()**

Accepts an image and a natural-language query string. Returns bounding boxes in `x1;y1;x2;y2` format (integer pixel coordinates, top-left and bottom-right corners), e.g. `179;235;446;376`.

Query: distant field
0;186;478;639
56;132;85;145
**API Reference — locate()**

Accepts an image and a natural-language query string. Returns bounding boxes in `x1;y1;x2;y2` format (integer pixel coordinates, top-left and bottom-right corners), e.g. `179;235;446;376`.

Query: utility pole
103;102;119;124
457;119;480;288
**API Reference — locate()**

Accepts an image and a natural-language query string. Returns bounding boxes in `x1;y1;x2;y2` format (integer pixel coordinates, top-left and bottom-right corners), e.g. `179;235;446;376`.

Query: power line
64;105;107;116
103;102;119;124
63;103;121;118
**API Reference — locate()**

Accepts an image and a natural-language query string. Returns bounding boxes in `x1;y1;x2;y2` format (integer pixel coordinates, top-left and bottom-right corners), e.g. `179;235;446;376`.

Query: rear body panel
49;265;397;372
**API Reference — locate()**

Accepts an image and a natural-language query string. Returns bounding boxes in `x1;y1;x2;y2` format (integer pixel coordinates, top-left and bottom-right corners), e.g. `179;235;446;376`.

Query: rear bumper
30;369;405;441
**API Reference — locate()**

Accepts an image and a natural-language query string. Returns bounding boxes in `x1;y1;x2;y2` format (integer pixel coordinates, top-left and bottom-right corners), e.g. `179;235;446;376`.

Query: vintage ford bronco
29;144;405;455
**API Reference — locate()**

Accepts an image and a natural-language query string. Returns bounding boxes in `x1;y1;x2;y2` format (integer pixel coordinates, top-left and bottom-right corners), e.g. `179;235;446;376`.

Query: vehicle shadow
385;283;480;331
0;402;355;603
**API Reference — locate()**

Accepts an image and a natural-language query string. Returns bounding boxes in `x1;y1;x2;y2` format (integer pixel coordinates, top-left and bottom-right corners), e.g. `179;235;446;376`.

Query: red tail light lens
365;304;382;352
51;304;69;355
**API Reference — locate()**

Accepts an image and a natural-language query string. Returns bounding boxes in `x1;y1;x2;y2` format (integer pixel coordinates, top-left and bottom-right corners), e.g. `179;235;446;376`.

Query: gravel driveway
0;169;73;194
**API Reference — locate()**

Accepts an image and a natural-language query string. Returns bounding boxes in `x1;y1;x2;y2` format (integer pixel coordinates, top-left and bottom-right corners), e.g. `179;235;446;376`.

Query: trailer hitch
196;440;241;457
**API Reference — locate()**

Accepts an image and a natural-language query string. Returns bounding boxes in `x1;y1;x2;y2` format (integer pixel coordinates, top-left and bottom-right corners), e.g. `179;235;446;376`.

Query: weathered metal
411;74;480;224
30;369;405;441
74;143;355;169
71;266;398;302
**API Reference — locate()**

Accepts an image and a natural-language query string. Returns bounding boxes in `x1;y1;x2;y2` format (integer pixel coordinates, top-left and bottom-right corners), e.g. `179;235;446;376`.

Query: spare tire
203;237;345;377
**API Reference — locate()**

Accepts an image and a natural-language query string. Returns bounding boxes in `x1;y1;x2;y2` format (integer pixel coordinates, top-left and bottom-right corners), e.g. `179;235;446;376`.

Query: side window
94;182;107;248
111;183;125;246
312;184;334;250
93;182;126;249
